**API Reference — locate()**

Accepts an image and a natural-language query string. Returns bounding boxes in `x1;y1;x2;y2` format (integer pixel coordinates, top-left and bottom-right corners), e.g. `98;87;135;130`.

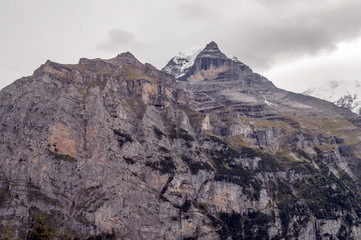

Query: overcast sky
1;0;361;92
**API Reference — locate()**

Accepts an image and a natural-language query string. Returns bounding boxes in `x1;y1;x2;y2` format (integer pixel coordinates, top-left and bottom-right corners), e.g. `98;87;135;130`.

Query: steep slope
304;80;361;114
162;42;361;239
0;53;192;239
1;42;361;239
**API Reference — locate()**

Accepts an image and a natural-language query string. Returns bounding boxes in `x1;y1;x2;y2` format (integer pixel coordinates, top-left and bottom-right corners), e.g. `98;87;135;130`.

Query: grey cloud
223;0;361;69
6;65;20;72
178;2;215;20
96;29;136;52
255;0;306;6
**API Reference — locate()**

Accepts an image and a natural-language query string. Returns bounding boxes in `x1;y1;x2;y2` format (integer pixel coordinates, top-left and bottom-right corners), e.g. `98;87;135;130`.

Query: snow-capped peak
303;80;361;114
162;47;202;78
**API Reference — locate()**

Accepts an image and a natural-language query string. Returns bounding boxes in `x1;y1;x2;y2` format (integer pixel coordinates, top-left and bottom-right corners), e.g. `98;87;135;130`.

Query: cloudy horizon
1;0;361;93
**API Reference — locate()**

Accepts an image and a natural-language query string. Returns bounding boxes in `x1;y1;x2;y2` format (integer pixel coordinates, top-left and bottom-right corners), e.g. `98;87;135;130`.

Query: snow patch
162;47;202;78
303;80;361;114
264;99;277;107
177;48;202;74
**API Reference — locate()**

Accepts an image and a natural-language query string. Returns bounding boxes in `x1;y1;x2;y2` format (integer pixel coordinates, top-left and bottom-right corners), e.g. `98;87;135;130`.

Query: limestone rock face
1;42;361;240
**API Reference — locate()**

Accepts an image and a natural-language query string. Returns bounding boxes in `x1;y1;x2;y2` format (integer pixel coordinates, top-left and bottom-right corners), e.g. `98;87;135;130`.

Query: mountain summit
197;41;228;59
1;42;361;239
163;42;350;116
163;41;254;82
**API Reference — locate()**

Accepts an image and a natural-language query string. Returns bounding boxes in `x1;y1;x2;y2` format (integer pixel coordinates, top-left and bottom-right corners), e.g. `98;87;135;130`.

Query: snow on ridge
163;47;202;78
177;48;202;75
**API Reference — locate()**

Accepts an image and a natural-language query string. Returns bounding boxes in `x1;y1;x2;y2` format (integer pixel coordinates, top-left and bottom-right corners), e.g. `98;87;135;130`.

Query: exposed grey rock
1;42;361;239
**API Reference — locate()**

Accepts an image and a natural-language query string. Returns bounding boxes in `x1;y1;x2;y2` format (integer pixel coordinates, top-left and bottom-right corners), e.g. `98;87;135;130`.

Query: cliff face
1;43;361;240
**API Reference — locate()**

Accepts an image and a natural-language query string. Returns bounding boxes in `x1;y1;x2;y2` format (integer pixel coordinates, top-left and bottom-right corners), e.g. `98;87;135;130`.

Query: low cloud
96;29;136;53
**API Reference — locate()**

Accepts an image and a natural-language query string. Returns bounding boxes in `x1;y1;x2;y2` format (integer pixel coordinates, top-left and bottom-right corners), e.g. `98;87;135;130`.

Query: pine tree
1;225;13;240
26;211;53;240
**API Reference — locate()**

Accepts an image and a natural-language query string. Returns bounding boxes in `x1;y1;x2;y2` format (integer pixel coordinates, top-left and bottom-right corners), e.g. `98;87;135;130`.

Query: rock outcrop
1;42;361;239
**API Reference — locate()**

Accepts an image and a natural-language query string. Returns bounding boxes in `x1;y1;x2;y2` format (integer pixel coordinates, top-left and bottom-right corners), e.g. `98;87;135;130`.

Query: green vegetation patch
272;179;309;238
181;106;205;128
84;232;116;240
179;128;195;142
27;191;60;206
0;225;14;240
211;210;272;240
169;126;194;142
61;63;86;73
205;136;261;200
122;66;160;83
88;80;106;89
237;146;283;172
294;172;361;220
294;149;311;160
183;237;198;240
153;126;165;140
159;146;170;153
169;126;195;148
74;186;106;213
196;202;208;213
216;211;243;240
264;114;301;129
181;199;192;213
27;211;54;240
113;129;133;148
146;156;176;174
337;167;358;193
181;155;213;174
124;157;135;165
206;136;283;173
337;224;352;240
277;151;315;174
48;150;77;163
256;152;283;172
0;186;11;207
78;185;102;197
27;183;60;206
283;158;316;174
75;213;93;226
285;146;361;224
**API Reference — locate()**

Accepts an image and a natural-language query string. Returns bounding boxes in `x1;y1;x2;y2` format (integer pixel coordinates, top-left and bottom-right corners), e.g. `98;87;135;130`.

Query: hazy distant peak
303;80;361;114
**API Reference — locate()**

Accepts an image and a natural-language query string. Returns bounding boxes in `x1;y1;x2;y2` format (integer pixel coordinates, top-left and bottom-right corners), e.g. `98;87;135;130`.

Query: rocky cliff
1;42;361;239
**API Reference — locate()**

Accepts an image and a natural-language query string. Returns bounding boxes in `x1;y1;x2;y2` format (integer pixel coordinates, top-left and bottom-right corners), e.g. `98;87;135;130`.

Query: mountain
161;47;202;79
163;42;353;117
1;42;361;239
303;80;361;114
